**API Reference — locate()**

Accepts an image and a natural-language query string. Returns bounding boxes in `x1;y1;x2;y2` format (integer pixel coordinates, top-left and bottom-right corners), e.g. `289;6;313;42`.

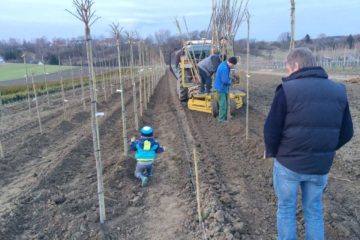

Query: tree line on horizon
0;30;358;65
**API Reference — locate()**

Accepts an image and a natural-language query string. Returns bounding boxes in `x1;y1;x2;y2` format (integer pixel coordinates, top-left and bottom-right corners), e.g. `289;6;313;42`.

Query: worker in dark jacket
197;54;225;94
214;56;237;122
130;126;165;187
264;48;353;240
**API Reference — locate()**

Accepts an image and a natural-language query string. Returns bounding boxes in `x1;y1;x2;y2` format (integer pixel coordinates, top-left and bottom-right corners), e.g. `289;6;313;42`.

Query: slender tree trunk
31;73;43;134
69;56;76;97
80;58;86;110
142;46;147;110
245;11;250;140
138;42;143;116
58;57;67;120
100;59;107;101
23;57;32;119
106;59;113;95
42;56;50;106
130;40;139;130
290;0;296;50
110;60;115;94
116;37;128;156
85;27;106;224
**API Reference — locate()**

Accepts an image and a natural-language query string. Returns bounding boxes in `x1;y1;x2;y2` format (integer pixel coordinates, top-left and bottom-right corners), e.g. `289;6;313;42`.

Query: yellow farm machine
170;39;245;117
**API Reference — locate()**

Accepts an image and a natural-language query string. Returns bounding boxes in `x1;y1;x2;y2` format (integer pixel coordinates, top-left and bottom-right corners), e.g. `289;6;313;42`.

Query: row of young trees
0;0;167;224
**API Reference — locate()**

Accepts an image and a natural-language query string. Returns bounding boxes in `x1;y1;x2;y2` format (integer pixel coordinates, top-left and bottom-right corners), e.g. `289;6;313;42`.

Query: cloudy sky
0;0;359;41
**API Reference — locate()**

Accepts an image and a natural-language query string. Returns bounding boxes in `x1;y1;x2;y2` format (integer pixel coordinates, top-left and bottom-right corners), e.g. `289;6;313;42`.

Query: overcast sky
0;0;359;41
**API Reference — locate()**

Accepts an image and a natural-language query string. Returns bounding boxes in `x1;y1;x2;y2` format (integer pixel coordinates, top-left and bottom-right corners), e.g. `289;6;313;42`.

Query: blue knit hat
141;126;153;136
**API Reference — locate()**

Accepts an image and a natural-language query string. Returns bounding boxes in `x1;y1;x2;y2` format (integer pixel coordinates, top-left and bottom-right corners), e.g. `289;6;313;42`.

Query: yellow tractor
170;39;245;117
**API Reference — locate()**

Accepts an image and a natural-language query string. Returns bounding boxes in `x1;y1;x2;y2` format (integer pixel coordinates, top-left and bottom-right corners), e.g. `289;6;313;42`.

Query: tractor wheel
230;99;237;116
177;77;188;102
211;98;219;118
179;84;188;102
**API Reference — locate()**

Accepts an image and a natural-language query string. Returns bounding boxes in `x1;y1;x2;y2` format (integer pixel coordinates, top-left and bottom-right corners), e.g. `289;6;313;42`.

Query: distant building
0;56;5;64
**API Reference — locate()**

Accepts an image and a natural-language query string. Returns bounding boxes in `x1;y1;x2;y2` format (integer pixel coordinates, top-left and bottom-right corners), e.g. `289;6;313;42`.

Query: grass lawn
0;63;76;82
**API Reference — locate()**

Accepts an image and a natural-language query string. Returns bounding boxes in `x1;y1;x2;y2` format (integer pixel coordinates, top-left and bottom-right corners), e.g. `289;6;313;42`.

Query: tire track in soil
170;72;360;239
172;79;275;238
139;72;198;240
100;71;198;240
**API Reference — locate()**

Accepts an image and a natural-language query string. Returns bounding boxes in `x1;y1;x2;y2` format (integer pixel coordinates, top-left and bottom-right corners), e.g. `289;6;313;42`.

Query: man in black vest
264;48;353;240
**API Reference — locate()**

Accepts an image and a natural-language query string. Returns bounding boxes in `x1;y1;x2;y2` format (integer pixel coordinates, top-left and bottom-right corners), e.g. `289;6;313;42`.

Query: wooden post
42;55;50;106
129;35;139;131
58;57;67;120
66;0;106;223
111;23;128;156
22;54;32;119
193;147;208;240
31;73;43;134
245;10;250;140
290;0;296;50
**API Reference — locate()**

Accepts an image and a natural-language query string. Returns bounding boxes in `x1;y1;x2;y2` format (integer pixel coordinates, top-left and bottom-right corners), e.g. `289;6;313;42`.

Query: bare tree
127;32;139;131
110;23;128;156
66;0;106;224
211;0;249;56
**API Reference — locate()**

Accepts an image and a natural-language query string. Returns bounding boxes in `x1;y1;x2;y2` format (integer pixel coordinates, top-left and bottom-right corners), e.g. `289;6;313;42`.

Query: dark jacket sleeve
154;140;164;153
336;103;353;150
130;141;138;151
264;85;287;158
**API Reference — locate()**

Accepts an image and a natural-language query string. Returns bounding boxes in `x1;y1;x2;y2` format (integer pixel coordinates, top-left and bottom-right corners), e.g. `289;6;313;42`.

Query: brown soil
0;71;359;239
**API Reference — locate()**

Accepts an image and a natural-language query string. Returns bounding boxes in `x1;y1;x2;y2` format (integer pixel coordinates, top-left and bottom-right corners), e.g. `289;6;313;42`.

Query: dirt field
0;70;359;239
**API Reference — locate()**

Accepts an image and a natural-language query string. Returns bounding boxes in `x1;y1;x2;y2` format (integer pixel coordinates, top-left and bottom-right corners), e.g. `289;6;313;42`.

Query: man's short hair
286;47;316;69
228;57;237;65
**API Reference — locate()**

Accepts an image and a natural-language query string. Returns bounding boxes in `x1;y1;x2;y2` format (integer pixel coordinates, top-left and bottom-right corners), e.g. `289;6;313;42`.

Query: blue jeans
134;161;154;181
273;159;328;240
199;68;211;93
